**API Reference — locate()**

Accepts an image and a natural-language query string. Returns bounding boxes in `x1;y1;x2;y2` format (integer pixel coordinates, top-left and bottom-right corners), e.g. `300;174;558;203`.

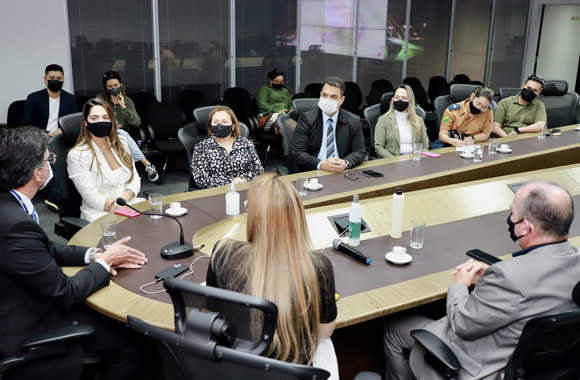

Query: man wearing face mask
292;77;366;173
0;127;150;379
492;74;547;137
22;64;77;137
383;180;580;380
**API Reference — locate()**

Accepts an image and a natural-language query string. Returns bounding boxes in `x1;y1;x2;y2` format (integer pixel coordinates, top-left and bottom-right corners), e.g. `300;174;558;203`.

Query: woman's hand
117;93;126;109
104;197;119;212
231;177;247;185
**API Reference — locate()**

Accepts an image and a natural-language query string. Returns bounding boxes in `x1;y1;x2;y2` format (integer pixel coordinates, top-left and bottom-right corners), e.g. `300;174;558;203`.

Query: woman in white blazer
67;98;143;222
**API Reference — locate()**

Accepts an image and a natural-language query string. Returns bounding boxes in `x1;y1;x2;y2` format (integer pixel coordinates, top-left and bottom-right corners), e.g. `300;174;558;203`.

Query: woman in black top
191;106;263;189
206;173;337;371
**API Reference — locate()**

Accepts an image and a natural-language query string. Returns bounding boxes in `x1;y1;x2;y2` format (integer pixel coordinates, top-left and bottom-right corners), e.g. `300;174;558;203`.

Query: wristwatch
88;247;103;263
514;127;521;134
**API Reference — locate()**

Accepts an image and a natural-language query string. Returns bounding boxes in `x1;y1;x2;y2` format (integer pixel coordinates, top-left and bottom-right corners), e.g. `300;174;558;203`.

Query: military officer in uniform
432;87;494;149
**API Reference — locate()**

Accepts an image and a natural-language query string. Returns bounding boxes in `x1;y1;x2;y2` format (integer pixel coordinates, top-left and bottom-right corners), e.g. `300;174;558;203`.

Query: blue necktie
326;119;335;159
31;207;39;224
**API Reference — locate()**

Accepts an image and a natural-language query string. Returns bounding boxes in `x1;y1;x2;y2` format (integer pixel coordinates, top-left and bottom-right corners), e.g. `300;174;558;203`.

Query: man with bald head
383;181;580;380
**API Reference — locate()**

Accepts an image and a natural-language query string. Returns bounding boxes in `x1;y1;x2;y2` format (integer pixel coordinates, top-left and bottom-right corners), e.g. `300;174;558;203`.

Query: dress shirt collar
322;109;339;128
512;239;567;257
10;189;35;217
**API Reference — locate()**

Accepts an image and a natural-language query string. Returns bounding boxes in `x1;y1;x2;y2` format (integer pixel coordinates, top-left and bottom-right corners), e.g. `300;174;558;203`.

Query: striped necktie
326;119;335;159
31;207;39;224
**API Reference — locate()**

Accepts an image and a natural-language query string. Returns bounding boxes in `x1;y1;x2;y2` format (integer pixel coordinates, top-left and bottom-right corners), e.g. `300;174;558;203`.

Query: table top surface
64;125;580;330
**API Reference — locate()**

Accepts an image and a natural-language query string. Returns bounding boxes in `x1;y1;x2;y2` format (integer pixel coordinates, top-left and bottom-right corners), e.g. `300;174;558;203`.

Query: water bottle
390;187;404;239
225;184;240;216
348;194;361;246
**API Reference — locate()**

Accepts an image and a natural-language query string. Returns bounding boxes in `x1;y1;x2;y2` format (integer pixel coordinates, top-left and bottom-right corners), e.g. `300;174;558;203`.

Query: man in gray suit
384;180;580;380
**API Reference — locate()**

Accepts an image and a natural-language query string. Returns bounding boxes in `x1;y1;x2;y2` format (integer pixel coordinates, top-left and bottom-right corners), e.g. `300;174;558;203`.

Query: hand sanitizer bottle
226;184;240;216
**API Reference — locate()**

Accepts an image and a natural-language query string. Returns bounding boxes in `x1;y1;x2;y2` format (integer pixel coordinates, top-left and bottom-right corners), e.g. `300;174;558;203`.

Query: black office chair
428;76;450;104
403;77;434;112
304;82;323;98
128;91;158;126
177;89;206;124
410;281;580;380
7;100;25;127
499;87;521;99
145;102;187;184
75;96;92;114
51;113;89;240
537;80;579;128
451;74;471;85
223;87;259;132
127;278;329;380
343;81;363;116
366;79;395;106
0;325;95;380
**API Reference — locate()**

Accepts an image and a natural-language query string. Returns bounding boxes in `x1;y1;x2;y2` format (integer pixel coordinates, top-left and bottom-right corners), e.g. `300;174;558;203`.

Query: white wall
0;0;73;124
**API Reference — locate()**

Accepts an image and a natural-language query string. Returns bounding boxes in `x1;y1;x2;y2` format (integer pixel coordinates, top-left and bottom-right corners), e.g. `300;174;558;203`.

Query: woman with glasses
374;84;429;158
433;86;494;149
256;68;293;132
67;98;144;222
207;173;338;377
96;71;159;183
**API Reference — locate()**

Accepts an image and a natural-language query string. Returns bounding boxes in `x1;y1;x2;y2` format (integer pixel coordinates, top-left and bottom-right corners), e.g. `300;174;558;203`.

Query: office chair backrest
128;92;158;125
379;92;394;114
223;87;253;121
48;133;83;220
193;105;218;135
503;308;580;380
177;122;203;190
537;80;579;128
364;104;381;158
178;89;206;124
434;84;480;132
293;98;319;117
59;113;83;146
343;81;363;114
164;278;278;355
7;100;25;127
147;103;186;139
499;87;520;99
403;77;431;111
304;83;323;97
452;74;471;84
428;76;450;104
277;114;298;172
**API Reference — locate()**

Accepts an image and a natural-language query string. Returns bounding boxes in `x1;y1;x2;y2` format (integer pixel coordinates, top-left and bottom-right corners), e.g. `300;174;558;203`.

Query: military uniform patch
442;116;450;123
448;103;461;111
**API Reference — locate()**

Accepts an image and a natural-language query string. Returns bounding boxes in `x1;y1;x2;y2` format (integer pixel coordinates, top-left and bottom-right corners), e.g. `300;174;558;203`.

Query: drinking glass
410;219;426;249
488;138;498;155
148;193;163;219
100;219;117;249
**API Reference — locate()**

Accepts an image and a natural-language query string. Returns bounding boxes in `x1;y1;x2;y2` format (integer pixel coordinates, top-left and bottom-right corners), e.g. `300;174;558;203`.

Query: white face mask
318;97;339;116
38;164;54;190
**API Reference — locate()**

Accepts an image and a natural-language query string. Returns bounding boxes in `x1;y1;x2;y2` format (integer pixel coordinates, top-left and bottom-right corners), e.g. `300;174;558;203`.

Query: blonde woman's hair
387;84;422;134
205;106;241;137
72;98;134;181
212;173;322;364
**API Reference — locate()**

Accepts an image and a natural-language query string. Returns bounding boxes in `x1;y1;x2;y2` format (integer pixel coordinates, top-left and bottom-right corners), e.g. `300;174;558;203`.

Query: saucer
460;153;474;159
304;183;323;191
166;207;187;216
575;126;580;131
497;148;512;153
385;251;412;265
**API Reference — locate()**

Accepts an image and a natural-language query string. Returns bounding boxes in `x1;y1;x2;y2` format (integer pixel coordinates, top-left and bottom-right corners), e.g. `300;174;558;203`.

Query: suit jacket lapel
389;114;401;146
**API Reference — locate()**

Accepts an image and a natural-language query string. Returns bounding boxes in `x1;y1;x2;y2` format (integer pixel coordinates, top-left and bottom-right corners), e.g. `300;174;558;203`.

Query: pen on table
193;244;205;250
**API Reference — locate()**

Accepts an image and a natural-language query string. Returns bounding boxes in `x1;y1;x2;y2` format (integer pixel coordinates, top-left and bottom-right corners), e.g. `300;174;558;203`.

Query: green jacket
256;85;293;114
374;112;429;158
96;93;141;129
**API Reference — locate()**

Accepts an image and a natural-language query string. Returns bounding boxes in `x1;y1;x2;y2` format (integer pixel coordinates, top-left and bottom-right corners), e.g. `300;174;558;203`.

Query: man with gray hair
292;77;366;173
383;180;580;380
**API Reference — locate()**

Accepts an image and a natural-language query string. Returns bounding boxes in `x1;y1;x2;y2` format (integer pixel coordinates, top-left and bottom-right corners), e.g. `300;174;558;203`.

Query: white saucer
166;207;187;216
385;251;412;265
575;126;580;131
497;148;512;153
460;153;474;159
304;183;323;191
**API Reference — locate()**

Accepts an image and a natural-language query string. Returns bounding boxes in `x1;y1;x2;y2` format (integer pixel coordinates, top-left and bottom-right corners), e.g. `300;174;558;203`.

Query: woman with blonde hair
206;172;337;374
374;84;429;158
191;106;263;189
67;98;143;221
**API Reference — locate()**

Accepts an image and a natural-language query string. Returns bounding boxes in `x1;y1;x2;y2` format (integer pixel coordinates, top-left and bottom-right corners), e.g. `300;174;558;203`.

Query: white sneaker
146;164;159;182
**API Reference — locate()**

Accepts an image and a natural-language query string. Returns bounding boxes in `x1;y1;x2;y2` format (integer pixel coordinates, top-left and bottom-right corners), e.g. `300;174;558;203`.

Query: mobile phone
114;207;141;218
155;264;188;280
362;169;384;178
466;249;501;265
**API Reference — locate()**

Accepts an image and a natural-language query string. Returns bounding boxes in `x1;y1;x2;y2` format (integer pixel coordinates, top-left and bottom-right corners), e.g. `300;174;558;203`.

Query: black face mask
506;212;525;242
108;87;122;96
87;121;113;138
47;80;63;92
469;101;482;115
272;83;283;91
211;123;233;138
393;100;409;112
520;88;537;102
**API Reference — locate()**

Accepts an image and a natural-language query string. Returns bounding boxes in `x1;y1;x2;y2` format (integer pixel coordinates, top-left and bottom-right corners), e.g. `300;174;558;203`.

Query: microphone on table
116;198;194;260
332;238;371;265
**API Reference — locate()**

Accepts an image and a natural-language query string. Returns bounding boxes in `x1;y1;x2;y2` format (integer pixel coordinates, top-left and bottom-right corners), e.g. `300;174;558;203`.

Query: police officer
434;87;494;148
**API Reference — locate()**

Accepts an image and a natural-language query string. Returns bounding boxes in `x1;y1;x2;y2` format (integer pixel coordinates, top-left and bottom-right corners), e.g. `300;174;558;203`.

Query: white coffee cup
500;144;510;151
392;246;407;258
309;178;318;186
169;202;181;210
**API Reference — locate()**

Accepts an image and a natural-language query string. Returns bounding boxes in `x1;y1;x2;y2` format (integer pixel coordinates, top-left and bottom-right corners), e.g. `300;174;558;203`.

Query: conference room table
64;123;580;331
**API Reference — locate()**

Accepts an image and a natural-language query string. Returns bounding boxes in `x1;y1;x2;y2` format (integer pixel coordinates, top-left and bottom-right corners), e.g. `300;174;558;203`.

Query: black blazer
21;89;77;130
292;108;366;172
0;191;109;357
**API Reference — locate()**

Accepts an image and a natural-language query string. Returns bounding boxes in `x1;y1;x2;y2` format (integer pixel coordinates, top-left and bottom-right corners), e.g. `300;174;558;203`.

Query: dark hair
45;64;64;75
0;127;48;191
526;74;545;87
102;71;126;98
473;86;494;102
518;181;574;238
323;77;345;96
267;68;284;81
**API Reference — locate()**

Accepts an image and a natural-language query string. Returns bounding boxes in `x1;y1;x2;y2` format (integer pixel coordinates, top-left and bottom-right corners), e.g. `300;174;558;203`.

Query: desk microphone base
161;242;194;260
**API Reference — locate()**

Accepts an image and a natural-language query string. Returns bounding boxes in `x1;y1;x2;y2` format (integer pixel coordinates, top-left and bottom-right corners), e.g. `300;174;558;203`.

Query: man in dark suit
383;180;580;380
22;64;77;137
0;127;149;379
292;77;366;173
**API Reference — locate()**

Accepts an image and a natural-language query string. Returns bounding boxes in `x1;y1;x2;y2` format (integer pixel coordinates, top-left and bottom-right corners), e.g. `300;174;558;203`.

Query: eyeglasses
471;99;490;112
106;83;121;90
272;80;284;85
527;74;545;85
45;153;57;164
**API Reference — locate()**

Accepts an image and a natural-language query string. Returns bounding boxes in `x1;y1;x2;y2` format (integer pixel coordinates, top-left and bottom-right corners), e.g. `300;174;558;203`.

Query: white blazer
67;136;141;222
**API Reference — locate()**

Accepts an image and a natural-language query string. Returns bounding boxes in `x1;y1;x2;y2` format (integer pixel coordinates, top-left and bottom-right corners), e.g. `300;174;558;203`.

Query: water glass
412;142;423;161
488;138;498;155
538;124;547;139
472;145;483;163
148;193;163;219
296;175;308;197
100;219;117;249
409;219;426;249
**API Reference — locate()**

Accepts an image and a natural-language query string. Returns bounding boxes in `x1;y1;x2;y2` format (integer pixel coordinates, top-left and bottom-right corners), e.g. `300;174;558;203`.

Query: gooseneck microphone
332;239;371;265
116;198;194;260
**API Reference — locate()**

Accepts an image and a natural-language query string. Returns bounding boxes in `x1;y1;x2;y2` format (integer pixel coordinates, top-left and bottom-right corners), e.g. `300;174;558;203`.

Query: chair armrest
353;371;382;380
21;325;95;349
410;329;461;371
127;316;181;345
146;124;156;141
60;217;90;230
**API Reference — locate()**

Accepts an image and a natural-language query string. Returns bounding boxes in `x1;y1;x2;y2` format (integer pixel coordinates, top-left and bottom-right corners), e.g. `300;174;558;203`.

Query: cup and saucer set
165;201;187;216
